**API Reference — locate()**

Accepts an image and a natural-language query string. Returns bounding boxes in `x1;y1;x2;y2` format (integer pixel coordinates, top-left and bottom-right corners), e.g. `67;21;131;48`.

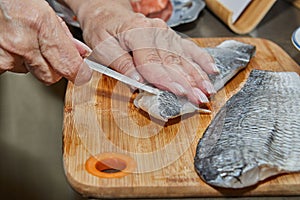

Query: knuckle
25;62;60;84
128;14;168;29
0;48;14;71
162;54;180;65
132;16;153;28
144;52;161;64
150;18;168;28
112;56;134;74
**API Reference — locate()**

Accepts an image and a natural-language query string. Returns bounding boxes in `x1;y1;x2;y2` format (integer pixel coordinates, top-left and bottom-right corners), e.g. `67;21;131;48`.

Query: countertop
0;1;299;199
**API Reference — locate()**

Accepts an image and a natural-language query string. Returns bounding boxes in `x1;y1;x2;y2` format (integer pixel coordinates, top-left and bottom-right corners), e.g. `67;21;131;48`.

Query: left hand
65;0;218;104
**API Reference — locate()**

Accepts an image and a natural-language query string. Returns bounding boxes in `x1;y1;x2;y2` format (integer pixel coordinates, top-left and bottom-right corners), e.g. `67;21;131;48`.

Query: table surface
0;1;299;200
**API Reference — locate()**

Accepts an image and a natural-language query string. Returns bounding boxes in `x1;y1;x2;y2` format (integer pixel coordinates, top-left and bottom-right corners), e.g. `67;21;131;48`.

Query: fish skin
134;90;209;121
194;70;300;188
206;40;256;91
158;91;181;119
134;40;256;121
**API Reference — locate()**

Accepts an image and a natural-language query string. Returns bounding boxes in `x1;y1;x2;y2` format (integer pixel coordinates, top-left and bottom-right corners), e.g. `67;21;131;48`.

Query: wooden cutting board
63;38;300;198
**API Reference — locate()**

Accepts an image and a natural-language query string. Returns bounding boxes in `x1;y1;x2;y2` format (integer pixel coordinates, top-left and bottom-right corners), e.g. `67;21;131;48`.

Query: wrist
64;0;132;15
64;0;135;29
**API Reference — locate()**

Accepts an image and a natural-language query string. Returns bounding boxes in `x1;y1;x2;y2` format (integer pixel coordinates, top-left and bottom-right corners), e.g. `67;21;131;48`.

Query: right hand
0;0;92;85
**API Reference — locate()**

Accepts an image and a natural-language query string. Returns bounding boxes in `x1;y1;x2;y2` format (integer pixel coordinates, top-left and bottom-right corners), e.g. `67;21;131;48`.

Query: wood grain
205;0;276;34
293;0;300;8
63;38;300;198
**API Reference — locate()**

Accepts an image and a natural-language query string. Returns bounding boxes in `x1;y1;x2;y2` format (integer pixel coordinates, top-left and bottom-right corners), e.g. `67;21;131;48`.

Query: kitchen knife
85;58;160;95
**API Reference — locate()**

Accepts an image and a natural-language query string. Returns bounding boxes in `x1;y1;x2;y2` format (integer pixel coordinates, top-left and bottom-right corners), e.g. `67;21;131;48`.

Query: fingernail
74;61;93;85
193;88;209;103
210;63;220;74
73;38;92;57
73;39;92;52
170;82;186;96
203;80;216;95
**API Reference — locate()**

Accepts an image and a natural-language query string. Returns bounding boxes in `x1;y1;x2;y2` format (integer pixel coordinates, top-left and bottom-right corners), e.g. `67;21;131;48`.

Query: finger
181;57;216;96
56;16;92;58
89;35;143;82
165;66;209;104
74;61;93;86
133;48;169;87
0;47;28;73
38;13;91;83
133;48;174;89
25;62;62;85
182;39;219;74
155;63;206;104
110;54;144;83
134;48;201;103
135;61;189;97
157;49;210;103
24;49;62;85
72;38;92;58
156;49;190;94
158;47;215;103
0;36;60;85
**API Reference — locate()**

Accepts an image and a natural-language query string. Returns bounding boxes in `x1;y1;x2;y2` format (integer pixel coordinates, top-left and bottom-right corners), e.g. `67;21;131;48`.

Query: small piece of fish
194;70;300;188
134;40;256;121
134;90;211;121
130;0;170;16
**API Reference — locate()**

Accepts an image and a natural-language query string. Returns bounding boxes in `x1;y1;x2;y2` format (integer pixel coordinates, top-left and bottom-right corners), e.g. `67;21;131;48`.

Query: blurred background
0;0;299;199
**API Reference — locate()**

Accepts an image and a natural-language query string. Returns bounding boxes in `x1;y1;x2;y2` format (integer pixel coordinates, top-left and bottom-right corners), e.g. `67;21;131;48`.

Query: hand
66;0;219;104
0;0;92;85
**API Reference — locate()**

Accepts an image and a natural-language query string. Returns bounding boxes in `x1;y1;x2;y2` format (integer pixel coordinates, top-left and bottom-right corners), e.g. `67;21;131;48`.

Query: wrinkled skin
0;0;91;84
0;0;218;104
66;0;218;104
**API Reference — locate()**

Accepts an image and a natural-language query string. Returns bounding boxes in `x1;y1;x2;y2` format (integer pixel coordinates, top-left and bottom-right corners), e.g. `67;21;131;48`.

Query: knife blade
85;58;160;95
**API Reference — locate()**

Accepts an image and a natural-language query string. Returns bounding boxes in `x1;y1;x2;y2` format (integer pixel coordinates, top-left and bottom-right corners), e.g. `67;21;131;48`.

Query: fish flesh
134;90;211;121
130;0;169;15
194;70;300;188
134;40;256;121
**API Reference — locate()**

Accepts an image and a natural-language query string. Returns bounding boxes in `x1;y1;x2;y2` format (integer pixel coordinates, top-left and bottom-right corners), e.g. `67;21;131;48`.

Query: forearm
62;0;136;40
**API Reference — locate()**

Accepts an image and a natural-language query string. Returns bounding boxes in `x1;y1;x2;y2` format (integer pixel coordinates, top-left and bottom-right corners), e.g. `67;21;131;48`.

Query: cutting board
63;38;300;198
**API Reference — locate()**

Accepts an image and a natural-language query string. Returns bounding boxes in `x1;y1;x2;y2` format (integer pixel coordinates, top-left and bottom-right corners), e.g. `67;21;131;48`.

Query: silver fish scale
194;70;300;188
158;91;182;119
206;40;256;91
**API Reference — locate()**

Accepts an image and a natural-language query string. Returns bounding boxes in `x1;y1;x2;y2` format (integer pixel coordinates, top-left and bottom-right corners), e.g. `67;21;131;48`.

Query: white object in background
292;27;300;51
218;0;252;23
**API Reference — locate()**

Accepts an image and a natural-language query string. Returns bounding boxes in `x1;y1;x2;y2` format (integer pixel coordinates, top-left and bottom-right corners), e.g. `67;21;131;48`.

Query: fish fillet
130;0;169;16
134;90;210;121
206;40;256;91
194;70;300;188
134;40;256;121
